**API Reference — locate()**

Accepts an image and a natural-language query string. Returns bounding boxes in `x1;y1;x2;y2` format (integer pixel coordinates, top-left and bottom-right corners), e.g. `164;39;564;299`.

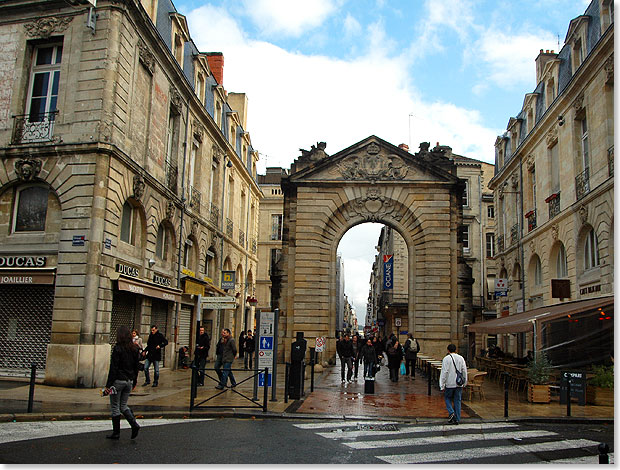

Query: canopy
467;295;614;334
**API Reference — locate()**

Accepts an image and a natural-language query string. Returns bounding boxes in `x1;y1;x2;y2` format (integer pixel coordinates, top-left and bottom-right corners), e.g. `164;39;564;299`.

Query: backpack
450;354;465;387
411;339;419;354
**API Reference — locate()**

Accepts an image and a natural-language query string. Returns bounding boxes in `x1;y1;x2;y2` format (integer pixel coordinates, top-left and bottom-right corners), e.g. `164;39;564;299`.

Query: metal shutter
151;299;169;367
0;285;54;372
178;305;192;350
110;291;137;345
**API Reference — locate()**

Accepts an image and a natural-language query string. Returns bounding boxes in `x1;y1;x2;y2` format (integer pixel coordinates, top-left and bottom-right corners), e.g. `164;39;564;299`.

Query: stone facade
279;137;467;360
487;0;613;359
0;0;260;386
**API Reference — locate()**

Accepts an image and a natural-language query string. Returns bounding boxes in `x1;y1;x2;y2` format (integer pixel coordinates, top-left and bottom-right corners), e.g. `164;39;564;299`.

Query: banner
383;254;393;290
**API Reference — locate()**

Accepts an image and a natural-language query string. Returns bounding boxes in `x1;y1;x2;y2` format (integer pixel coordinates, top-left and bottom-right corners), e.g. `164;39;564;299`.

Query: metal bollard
504;372;509;418
284;362;290;403
263;367;269;412
310;349;315;393
427;363;432;396
566;379;571;417
27;363;36;413
598;443;610;464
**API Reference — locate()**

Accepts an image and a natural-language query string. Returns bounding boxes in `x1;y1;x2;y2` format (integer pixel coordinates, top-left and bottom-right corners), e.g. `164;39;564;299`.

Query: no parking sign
315;336;326;352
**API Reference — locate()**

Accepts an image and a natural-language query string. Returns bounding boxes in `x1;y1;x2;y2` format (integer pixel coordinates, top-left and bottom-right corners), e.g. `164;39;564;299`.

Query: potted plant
587;365;613;406
527;352;552;403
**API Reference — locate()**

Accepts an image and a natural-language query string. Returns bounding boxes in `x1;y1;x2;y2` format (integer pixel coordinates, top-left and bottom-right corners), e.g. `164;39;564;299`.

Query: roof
467;295;614;334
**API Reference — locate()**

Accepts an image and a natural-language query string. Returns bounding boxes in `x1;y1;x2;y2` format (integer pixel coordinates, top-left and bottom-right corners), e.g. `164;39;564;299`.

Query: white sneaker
341;379;346;383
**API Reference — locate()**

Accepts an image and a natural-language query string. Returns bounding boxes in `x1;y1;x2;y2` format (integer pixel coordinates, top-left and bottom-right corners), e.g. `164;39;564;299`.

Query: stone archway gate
278;136;472;361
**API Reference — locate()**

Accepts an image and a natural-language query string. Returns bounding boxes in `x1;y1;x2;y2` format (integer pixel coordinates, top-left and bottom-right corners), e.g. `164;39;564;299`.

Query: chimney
398;143;409;152
206;52;224;85
535;49;558;85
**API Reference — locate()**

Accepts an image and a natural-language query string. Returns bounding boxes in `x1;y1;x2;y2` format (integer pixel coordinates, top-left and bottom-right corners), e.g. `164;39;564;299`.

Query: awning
115;274;183;302
467;295;614;334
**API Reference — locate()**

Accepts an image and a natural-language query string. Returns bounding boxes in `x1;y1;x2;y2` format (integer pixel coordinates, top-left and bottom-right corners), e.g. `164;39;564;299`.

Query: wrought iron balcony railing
497;235;505;253
510;223;520;245
12;111;58;144
608;146;614;177
546;192;561;219
209;203;220;227
575;167;590;201
239;229;245;247
226;218;233;238
165;161;178;194
189;185;201;209
525;209;537;232
251;238;257;254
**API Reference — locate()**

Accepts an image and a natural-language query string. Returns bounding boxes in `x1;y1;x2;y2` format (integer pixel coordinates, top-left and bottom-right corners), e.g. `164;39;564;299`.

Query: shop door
151;299;169;367
178;305;193;351
0;285;54;372
110;291;137;346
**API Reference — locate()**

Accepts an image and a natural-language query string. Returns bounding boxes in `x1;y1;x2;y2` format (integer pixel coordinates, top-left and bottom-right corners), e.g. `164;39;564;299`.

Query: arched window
530;254;542;287
120;201;134;244
155;224;168;260
584;228;600;270
556;243;568;278
14;185;49;232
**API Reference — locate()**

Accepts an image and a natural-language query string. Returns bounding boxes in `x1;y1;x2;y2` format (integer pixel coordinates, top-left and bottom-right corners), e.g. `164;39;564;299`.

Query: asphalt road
0;418;613;464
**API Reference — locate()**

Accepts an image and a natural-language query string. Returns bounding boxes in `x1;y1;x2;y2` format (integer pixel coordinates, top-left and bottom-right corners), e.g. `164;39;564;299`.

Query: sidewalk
0;359;613;423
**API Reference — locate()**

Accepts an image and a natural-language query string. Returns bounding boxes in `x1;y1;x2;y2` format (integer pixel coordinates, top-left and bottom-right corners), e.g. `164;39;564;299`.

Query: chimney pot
398;143;409;151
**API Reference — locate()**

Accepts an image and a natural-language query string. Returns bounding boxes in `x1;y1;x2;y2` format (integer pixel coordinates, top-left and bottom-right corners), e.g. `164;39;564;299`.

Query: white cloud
343;13;361;37
240;0;342;37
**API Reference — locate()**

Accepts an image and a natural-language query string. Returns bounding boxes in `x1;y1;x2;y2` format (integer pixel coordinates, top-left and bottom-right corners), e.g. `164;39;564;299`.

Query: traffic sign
260;336;273;350
258;372;272;387
315;336;326;352
258;350;273;368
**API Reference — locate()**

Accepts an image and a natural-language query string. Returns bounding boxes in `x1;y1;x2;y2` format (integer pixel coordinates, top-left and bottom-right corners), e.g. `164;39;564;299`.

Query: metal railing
510;223;520;245
189;185;201;209
575;167;590;201
238;229;245;247
548;192;561;219
251;238;257;254
209;203;220;227
497;235;505;253
526;209;537;232
608;146;614;177
165;161;178;194
12;111;58;144
226;218;234;238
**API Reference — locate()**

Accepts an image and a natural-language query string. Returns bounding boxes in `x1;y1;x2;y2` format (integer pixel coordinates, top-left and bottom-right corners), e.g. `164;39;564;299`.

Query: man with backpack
403;333;420;379
439;343;468;425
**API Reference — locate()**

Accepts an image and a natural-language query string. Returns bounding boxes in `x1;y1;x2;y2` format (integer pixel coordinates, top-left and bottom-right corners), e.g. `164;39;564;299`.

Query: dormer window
173;33;183;65
546;78;555;107
196;72;204;103
572;38;584;71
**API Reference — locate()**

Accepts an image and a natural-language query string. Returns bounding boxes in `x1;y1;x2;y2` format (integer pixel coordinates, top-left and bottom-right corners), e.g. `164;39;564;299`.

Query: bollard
284;362;290;403
263;367;269;412
27;363;36;413
504;372;509;418
427;363;432;396
189;363;198;411
566;379;571;417
310;348;315;393
598;443;610;464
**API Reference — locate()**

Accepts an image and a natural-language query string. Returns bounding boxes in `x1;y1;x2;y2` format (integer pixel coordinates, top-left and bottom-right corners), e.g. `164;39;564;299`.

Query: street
0;418;613;464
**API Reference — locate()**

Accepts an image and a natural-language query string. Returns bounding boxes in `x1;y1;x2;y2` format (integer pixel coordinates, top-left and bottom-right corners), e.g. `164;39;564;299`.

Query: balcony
575;167;590;201
497;235;505;253
510;223;520;245
209;203;220;227
226;218;233;238
608;146;614;177
165;161;178;194
525;209;537;232
546;192;561;219
12;111;58;144
189;186;201;210
239;229;245;247
251;238;257;254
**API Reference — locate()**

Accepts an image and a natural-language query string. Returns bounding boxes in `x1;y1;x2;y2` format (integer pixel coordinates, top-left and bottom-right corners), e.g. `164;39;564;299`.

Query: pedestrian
131;329;143;353
244;330;255;370
439;343;468;425
214;332;224;382
372;336;384;366
360;337;377;378
403;333;420;379
336;333;354;383
238;330;246;359
351;334;361;380
194;326;210;386
386;339;403;382
105;325;140;440
142;325;168;387
215;328;237;390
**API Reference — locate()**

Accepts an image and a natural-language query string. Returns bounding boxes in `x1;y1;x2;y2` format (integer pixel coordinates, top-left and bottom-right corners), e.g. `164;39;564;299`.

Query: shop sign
0;256;46;268
221;271;235;289
153;274;172;287
560;371;586;406
184;278;205;296
383;255;393;290
0;273;55;285
182;267;197;278
579;284;601;295
116;263;139;277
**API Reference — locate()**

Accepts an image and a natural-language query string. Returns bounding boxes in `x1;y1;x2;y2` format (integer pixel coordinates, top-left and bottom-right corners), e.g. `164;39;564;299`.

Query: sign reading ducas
116;263;139;277
0;256;47;268
153;274;172;287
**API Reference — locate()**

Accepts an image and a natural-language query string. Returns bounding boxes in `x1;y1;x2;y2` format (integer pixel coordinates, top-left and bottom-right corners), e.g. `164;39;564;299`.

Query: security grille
178;305;192;350
0;285;54;371
150;299;169;367
110;291;137;345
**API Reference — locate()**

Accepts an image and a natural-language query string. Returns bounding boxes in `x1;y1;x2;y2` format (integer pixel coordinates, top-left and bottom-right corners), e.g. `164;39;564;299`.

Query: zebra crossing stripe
293;421;399;430
539;453;614;465
377;439;601;464
344;429;558;449
315;422;519;439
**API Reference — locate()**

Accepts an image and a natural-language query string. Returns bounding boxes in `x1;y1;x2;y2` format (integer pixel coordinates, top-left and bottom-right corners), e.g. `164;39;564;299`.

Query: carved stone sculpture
133;174;145;201
24;16;73;38
15;158;42;182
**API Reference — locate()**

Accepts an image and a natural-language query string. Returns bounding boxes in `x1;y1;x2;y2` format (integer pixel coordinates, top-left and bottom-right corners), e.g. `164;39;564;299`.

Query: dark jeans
219;362;236;387
389;366;399;382
214;355;223;381
404;355;416;376
244;351;254;369
444;387;463;422
363;361;375;378
340;357;353;381
353;357;360;378
196;356;207;385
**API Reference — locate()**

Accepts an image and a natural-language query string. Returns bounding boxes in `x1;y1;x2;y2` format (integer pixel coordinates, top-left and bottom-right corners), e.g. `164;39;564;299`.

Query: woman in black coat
386;340;404;382
105;325;141;440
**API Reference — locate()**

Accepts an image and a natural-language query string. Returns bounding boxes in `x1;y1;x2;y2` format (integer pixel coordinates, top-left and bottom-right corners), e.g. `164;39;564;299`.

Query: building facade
479;0;613;366
0;0;260;386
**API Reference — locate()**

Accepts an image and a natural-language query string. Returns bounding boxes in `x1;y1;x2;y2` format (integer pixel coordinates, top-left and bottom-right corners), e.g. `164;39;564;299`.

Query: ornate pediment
347;187;404;223
24;16;73;38
335;143;408;182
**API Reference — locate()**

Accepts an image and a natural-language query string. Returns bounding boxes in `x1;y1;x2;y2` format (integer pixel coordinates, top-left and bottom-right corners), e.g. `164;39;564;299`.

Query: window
584;228;600;270
462;180;469;207
155;224;168;260
120;201;134;243
208;160;217;206
270;248;282;274
183;240;192;267
580;116;589;170
14;185;49;232
460;225;470;252
546;78;555;107
173;33;183;66
196;72;204;103
528;168;536;210
487;205;495;219
572;38;583;71
271;214;283;241
205;249;215;277
549;143;560;193
556;243;568;278
533;255;542;286
27;44;62;121
486;233;495;258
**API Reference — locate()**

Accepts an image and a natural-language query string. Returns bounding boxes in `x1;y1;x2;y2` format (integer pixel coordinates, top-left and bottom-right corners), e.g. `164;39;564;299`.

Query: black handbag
450;354;465;386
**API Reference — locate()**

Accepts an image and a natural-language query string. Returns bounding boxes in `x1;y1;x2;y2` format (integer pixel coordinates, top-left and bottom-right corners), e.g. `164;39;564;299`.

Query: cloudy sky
175;0;591;325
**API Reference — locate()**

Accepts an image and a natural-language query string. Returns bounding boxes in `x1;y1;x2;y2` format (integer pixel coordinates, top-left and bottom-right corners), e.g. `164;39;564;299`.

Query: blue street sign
258;372;272;387
260;336;273;350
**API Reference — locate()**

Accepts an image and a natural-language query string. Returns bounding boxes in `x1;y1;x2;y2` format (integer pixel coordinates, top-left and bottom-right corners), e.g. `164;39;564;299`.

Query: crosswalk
293;420;614;464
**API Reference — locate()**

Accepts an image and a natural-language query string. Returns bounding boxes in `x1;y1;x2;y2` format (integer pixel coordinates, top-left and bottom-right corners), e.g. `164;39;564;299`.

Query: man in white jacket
439;343;468;424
